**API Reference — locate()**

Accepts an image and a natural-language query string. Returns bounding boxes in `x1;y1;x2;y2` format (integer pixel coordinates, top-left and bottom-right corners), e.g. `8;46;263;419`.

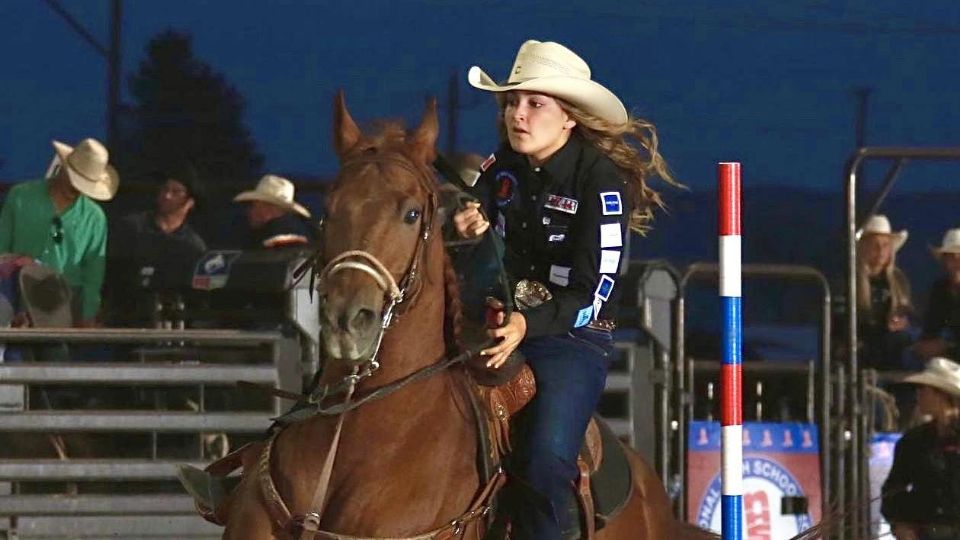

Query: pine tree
117;30;263;191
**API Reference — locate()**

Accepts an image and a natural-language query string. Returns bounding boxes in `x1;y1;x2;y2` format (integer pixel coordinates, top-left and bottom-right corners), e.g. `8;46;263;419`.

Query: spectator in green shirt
0;138;119;325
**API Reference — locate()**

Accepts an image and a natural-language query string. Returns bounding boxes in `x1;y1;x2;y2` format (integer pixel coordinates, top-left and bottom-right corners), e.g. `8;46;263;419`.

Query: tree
117;30;263;191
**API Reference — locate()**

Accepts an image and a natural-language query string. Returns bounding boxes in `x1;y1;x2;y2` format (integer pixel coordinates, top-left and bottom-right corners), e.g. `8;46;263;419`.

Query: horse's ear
333;90;362;160
408;97;439;165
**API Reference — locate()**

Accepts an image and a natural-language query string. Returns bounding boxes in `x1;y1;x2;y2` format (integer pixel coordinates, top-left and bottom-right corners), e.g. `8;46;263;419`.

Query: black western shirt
471;136;633;338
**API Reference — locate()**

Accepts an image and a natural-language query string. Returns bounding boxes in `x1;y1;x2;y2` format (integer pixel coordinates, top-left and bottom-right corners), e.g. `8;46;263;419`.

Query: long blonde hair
496;97;682;233
856;240;911;316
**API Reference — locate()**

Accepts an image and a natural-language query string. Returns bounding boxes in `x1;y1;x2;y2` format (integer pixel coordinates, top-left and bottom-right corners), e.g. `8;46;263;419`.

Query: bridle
300;153;440;405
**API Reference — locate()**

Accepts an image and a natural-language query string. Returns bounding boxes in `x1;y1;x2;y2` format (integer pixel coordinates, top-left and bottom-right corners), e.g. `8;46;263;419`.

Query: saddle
469;362;634;540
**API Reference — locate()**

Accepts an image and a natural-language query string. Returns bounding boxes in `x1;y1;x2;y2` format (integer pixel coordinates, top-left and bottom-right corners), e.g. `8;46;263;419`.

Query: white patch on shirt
599;250;621;274
548;234;566;242
542;216;551;225
544;194;579;214
600;191;623;216
599;223;623;248
494;212;506;238
549;265;571;287
594;275;616;302
574;305;593;328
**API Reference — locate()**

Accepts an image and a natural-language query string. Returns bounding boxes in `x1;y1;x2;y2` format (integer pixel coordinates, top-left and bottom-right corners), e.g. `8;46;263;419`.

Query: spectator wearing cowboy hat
106;160;207;326
856;215;914;370
452;40;680;539
233;174;314;249
0;138;119;326
915;228;960;360
882;357;960;540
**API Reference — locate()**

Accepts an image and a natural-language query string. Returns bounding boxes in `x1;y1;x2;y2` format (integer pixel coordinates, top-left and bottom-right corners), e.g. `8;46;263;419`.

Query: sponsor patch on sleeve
599;250;621;274
600;191;622;216
574;305;594;328
480;153;496;172
594;275;615;302
544;194;579;214
549;265;571;287
599;223;623;248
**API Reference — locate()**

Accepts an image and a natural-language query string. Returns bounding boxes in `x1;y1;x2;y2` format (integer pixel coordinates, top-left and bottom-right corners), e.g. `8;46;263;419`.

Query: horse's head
317;92;440;365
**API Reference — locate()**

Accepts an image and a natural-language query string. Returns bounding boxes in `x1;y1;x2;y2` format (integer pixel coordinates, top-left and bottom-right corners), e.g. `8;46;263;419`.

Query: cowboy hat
18;264;73;328
233;175;311;219
931;228;960;258
904;357;960;398
51;138;119;201
857;214;908;251
467;40;628;126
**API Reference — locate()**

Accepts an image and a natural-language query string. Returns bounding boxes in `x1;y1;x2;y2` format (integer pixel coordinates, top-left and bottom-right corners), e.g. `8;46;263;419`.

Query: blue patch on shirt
594;275;615;302
574;305;594;328
600;191;622;216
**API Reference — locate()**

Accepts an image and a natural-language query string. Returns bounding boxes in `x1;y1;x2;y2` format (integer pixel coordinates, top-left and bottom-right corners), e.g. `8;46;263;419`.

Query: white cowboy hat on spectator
233;175;311;218
904;357;960;398
18;264;73;328
467;40;628;126
51;138;119;201
857;214;908;251
931;228;960;258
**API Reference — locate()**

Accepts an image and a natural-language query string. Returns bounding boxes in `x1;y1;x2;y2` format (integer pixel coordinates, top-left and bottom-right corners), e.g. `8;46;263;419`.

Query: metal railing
674;262;832;521
0;328;302;538
843;146;960;539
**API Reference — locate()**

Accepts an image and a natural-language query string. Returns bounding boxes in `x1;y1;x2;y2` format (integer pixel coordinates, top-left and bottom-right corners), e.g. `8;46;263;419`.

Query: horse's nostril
351;308;376;332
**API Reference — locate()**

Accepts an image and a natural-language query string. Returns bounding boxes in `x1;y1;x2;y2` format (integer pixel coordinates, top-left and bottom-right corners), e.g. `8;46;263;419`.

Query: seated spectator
882;357;960;539
233;175;314;249
0;138;118;326
106;161;207;326
857;215;913;370
914;229;960;360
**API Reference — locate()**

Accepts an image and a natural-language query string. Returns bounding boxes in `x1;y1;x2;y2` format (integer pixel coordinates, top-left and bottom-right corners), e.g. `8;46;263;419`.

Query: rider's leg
510;329;612;540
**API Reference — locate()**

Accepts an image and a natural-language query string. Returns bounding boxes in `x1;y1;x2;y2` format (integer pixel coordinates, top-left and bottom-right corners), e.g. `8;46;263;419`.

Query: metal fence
0;328;301;539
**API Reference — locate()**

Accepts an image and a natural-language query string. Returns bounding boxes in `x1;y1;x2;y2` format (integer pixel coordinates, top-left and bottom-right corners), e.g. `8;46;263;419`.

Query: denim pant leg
512;328;611;539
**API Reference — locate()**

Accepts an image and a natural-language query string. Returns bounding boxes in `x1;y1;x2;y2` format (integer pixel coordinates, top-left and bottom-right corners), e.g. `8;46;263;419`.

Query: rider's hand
481;311;526;369
452;202;489;239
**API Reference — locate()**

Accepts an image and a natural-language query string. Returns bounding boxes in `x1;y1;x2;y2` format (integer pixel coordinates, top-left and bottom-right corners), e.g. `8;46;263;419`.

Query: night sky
2;0;959;192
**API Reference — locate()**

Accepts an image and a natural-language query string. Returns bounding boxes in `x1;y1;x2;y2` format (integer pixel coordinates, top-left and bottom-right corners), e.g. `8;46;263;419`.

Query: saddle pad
590;416;633;526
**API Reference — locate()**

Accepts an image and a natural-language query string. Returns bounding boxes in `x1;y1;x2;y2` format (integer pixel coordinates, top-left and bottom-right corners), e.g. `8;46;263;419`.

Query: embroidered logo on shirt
599;223;623;248
594;275;615;302
574;305;593;328
544;194;579;214
549;265;571;287
548;234;565;242
495;171;517;207
600;191;623;216
480;153;497;172
495;212;506;238
599;250;621;274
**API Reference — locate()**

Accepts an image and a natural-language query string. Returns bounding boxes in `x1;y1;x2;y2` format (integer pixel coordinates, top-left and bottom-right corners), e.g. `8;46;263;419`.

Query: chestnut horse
216;94;725;540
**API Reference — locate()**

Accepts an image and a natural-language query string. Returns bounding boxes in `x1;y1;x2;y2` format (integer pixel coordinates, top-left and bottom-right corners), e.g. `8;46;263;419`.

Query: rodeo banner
687;421;823;538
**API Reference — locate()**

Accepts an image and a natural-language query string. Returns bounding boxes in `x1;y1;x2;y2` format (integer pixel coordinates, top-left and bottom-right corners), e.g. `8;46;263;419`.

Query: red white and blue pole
718;162;743;539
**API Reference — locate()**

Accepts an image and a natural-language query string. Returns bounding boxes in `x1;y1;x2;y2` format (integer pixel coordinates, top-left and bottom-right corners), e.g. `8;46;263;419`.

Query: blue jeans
512;327;613;540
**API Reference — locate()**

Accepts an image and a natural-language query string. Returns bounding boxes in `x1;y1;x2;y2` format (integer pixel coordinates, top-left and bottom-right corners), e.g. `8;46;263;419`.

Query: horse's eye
404;209;421;224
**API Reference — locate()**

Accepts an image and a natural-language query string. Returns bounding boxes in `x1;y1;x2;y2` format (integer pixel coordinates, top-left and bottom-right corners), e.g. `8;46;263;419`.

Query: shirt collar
538;135;583;185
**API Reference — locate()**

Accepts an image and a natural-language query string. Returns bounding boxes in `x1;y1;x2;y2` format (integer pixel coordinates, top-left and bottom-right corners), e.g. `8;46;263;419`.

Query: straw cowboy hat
233;175;310;218
931;228;960;258
51;138;119;201
904;357;960;398
857;214;908;251
18;265;73;328
467;40;628;126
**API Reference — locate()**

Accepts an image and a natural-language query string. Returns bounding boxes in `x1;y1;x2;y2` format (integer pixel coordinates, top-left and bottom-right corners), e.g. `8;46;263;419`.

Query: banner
687;421;822;538
869;432;901;538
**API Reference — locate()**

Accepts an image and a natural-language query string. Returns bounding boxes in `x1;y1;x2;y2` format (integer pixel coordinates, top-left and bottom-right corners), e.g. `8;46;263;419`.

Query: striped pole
718;162;743;539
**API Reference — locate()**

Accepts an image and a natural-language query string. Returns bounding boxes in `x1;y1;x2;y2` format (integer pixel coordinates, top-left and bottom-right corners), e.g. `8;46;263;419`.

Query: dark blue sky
2;0;959;191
